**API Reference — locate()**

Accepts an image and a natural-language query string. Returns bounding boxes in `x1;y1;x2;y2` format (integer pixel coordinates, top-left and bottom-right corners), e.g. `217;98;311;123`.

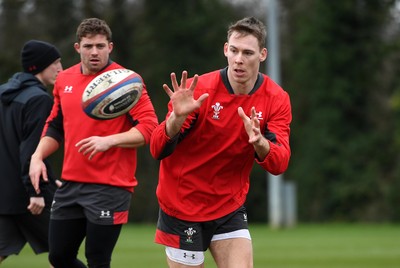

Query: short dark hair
227;17;266;49
76;18;112;43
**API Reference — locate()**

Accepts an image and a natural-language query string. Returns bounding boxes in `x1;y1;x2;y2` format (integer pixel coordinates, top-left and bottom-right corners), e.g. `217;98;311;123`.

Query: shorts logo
184;227;197;243
243;213;248;222
183;252;196;260
100;210;111;218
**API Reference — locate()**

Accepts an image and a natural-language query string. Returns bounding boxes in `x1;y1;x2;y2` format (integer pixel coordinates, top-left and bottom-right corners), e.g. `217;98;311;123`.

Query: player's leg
164;247;205;268
16;210;54;267
0;215;27;262
48;218;87;268
84;221;122;268
209;206;253;268
16;209;51;254
79;183;130;267
209;236;253;268
155;209;207;267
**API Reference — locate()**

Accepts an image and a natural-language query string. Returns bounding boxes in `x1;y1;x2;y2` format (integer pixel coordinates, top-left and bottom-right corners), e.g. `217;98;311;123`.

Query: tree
282;0;400;221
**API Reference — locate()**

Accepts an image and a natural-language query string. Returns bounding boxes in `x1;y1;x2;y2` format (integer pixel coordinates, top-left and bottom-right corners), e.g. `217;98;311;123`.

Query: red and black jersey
151;67;291;221
44;62;158;191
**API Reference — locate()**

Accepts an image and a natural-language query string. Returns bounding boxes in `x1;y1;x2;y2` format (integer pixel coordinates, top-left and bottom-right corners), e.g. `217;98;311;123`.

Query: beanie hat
21;40;61;75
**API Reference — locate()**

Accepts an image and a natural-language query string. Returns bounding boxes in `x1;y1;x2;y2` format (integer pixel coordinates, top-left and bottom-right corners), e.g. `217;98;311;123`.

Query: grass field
2;223;399;267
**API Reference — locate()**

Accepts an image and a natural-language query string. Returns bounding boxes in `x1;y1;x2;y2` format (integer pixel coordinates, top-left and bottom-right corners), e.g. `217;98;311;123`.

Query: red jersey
151;68;291;221
44;62;158;192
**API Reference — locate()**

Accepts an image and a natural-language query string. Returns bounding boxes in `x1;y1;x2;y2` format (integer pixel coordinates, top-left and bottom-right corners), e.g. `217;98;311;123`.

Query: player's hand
29;156;48;194
238;107;262;143
27;197;45;215
163;71;209;117
238;106;270;159
76;136;112;160
55;179;63;188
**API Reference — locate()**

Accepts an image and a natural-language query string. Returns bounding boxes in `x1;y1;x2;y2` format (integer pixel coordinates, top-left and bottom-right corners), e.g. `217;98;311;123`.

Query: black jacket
0;72;56;214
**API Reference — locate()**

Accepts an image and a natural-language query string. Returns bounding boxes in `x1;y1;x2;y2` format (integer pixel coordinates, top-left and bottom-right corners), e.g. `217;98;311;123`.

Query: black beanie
21;40;61;75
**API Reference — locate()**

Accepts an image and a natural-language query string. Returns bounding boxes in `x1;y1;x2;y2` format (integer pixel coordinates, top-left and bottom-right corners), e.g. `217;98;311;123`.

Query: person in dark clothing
0;40;62;265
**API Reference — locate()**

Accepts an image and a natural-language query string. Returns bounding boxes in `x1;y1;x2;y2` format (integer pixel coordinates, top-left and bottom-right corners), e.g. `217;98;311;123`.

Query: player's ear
223;42;229;57
260;48;267;62
108;42;114;53
74;43;80;53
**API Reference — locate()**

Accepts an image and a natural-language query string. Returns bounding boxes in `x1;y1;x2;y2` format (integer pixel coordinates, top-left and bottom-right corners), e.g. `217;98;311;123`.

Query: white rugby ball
82;69;143;120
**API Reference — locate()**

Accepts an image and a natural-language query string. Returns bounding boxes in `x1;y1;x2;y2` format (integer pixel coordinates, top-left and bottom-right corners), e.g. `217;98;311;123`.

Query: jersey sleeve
43;80;64;142
257;90;292;175
150;100;198;160
127;84;159;144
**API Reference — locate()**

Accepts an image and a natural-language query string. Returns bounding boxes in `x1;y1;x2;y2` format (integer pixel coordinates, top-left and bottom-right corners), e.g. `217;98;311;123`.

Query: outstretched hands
238;106;262;144
238;106;270;159
163;71;209;118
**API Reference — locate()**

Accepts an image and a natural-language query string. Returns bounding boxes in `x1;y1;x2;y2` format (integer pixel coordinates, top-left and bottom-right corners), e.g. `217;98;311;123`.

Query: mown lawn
2;223;399;267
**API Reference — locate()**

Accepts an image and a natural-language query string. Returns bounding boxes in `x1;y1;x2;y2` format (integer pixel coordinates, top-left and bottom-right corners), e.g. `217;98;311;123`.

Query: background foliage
1;0;399;223
281;0;400;222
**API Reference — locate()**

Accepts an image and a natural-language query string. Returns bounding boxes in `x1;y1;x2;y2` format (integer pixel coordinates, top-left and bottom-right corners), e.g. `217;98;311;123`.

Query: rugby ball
82;69;143;120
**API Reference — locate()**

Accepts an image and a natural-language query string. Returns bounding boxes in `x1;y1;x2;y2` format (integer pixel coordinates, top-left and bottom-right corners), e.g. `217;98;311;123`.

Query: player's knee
48;251;67;267
86;251;111;268
49;252;86;268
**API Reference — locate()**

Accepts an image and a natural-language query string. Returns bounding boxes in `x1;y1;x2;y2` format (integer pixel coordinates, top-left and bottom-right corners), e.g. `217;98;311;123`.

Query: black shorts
0;210;51;256
51;181;132;225
155;206;250;251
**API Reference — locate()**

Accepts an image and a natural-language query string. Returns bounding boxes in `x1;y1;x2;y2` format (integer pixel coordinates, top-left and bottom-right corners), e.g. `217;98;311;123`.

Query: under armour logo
64;86;73;93
183;253;196;260
249;110;263;121
255;111;263;120
100;210;111;218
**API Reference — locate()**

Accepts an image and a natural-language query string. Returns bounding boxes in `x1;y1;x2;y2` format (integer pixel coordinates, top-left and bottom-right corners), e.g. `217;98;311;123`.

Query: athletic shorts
51;181;132;225
0;210;51;256
155;206;251;252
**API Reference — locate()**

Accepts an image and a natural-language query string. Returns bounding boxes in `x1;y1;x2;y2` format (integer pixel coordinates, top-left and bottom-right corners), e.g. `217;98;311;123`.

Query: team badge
211;102;223;119
184;227;197;243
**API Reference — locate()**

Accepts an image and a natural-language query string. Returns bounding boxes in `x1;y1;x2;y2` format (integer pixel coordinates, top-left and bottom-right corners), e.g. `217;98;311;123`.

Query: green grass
2;224;399;267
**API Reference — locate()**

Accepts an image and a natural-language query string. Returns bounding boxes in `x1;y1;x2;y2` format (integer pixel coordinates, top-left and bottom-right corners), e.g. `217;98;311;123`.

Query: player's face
74;34;113;75
37;59;63;87
224;32;267;94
